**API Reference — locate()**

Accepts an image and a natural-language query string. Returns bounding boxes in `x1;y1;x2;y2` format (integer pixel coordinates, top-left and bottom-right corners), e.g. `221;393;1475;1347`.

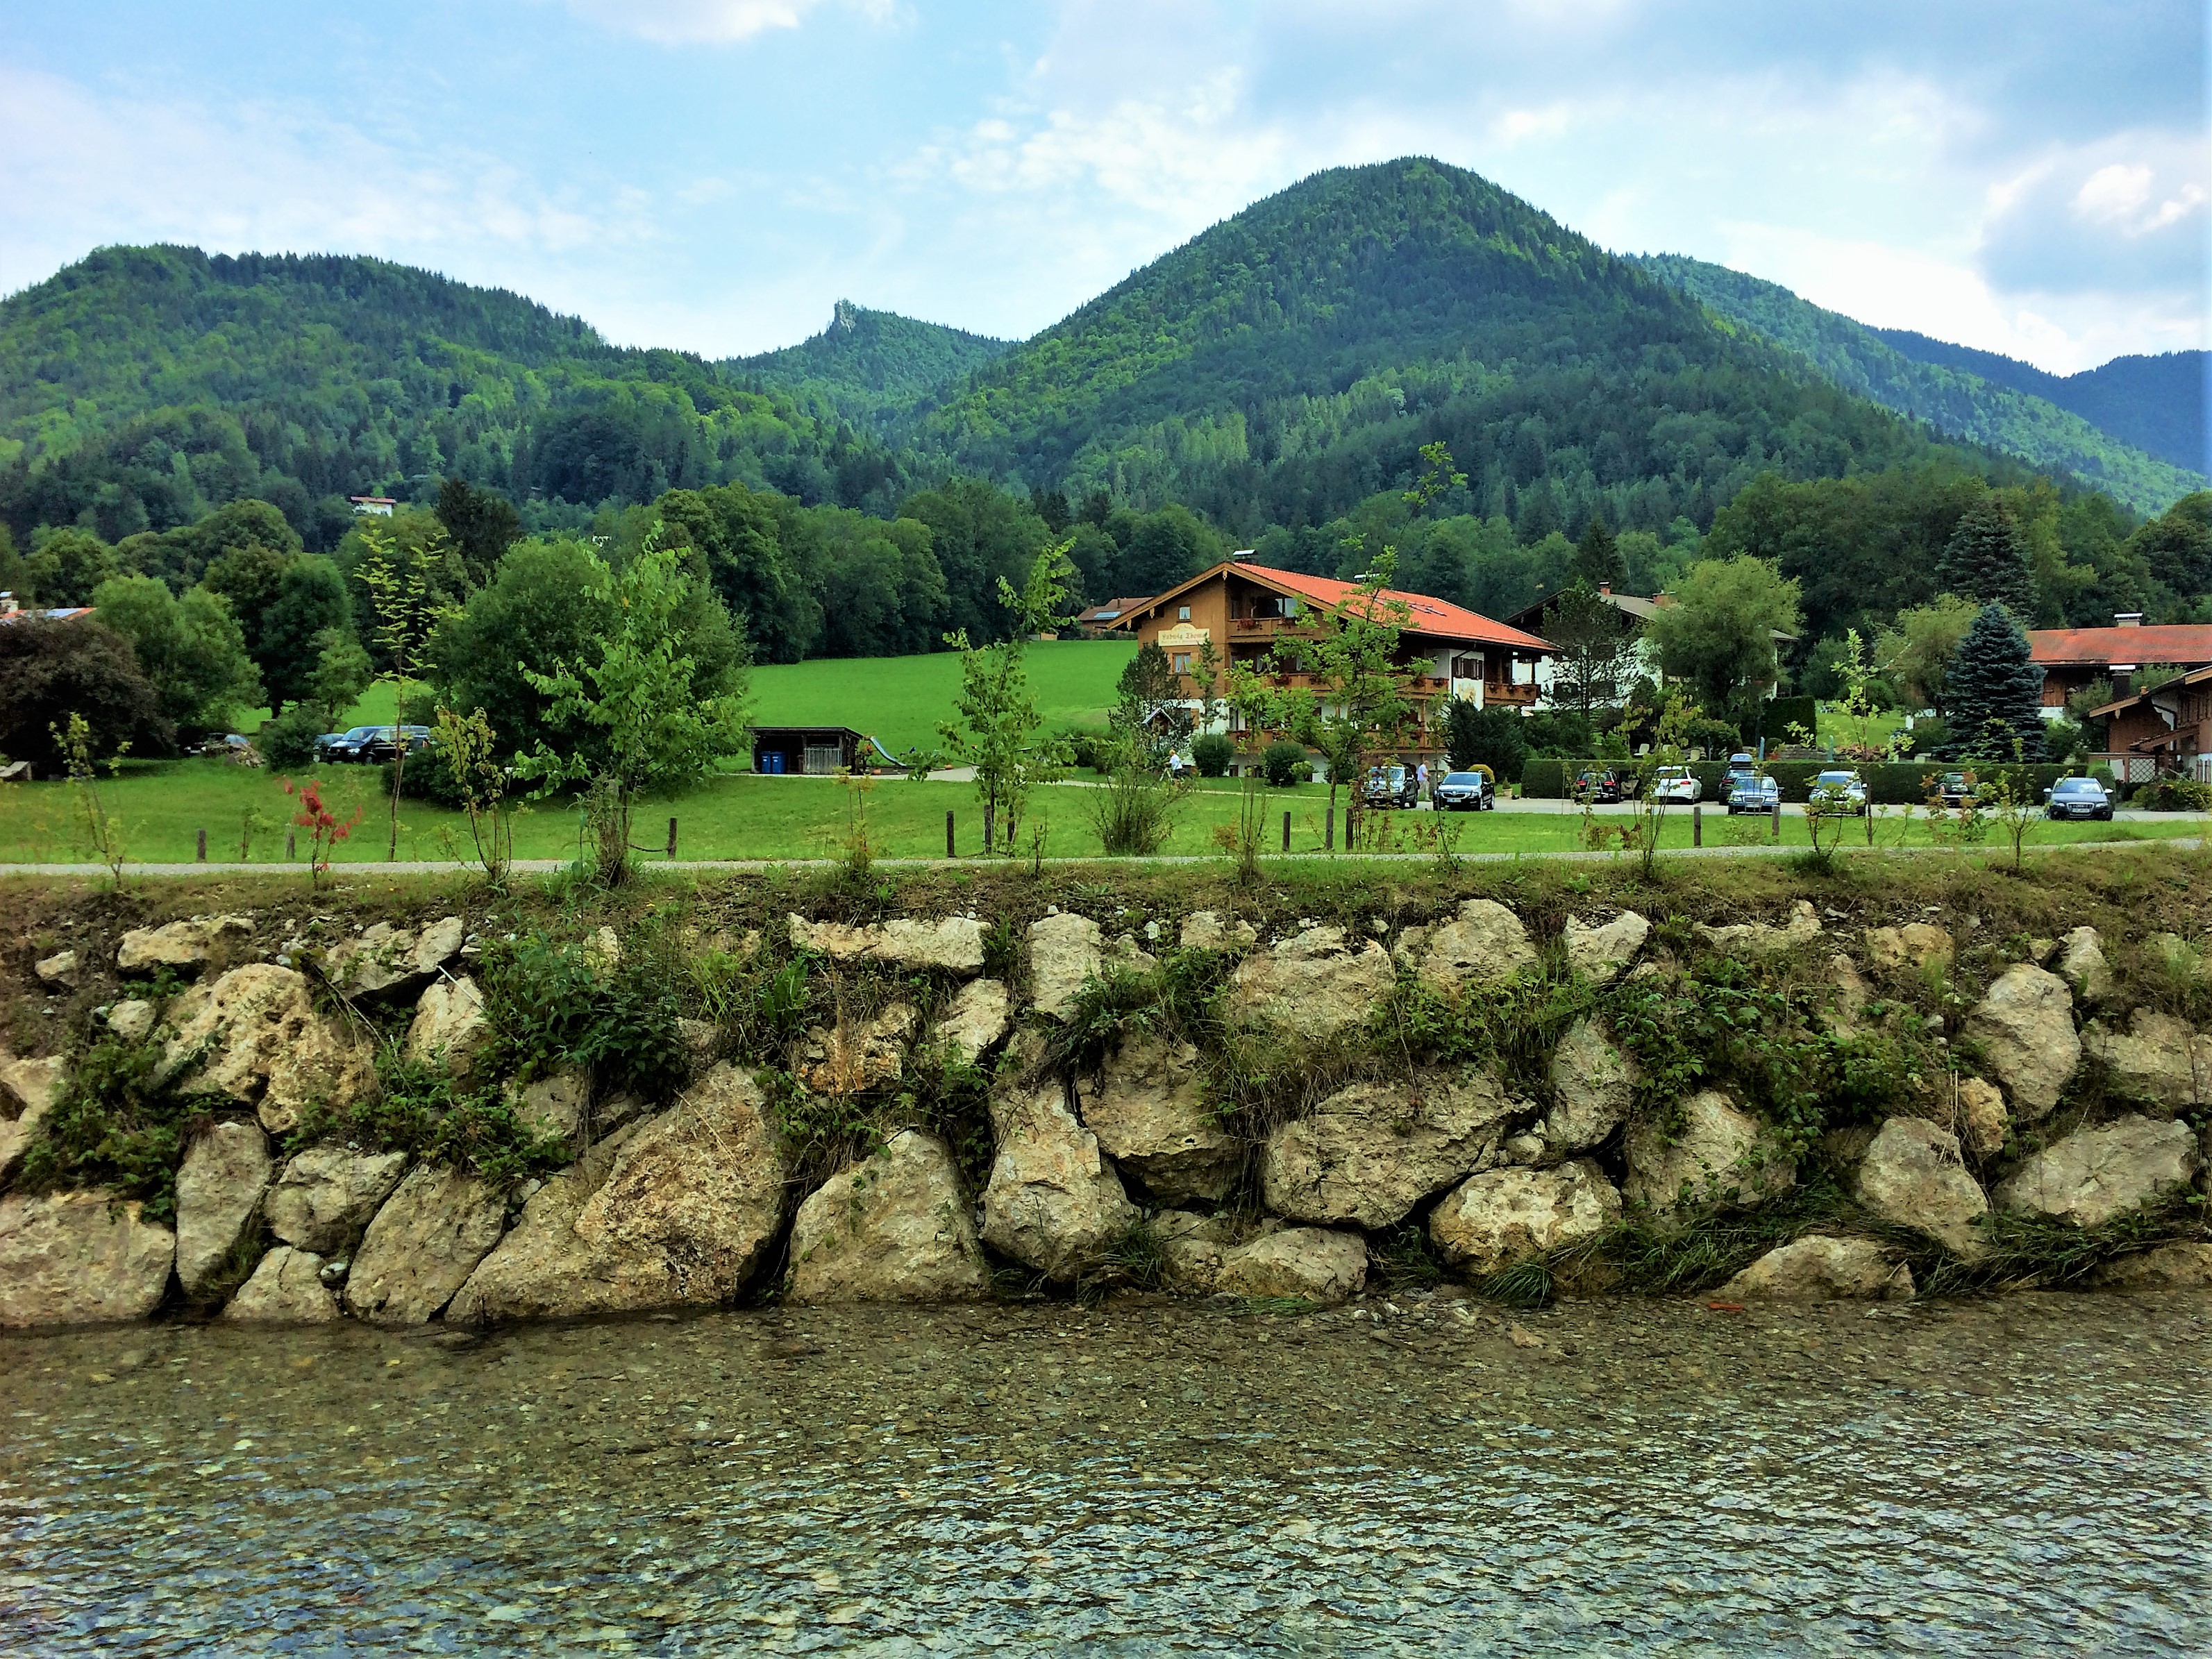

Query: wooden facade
1113;560;1553;762
2089;665;2212;783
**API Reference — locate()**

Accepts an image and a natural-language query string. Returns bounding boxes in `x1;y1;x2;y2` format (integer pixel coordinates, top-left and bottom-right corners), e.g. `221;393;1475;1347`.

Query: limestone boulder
344;1165;510;1324
1213;1228;1366;1305
1853;1118;1989;1258
1957;1077;2010;1161
1150;1210;1237;1293
1826;954;1871;1037
158;964;374;1135
800;1002;916;1095
1963;964;2079;1120
404;975;492;1081
1562;911;1649;987
449;1063;787;1322
2083;1009;2208;1114
1622;1090;1796;1214
221;1247;342;1323
980;1079;1138;1279
788;1129;987;1303
787;913;987;975
106;1000;156;1044
1994;1115;2198;1229
1865;923;1954;972
1078;1036;1237;1204
1225;927;1394;1042
1261;1067;1520;1228
1428;1160;1621;1276
935;978;1010;1066
263;1147;410;1256
1408;900;1538;993
1718;1236;1913;1301
115;914;253;975
1027;912;1104;1020
0;1193;174;1327
2092;1242;2212;1290
511;1068;589;1142
1541;1017;1636;1156
2057;926;2114;1007
321;916;464;1000
1180;911;1257;953
1696;900;1821;957
174;1121;273;1294
34;949;78;988
0;1055;65;1184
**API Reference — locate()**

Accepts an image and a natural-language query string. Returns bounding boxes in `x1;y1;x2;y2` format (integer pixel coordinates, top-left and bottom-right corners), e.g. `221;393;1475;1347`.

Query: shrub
479;929;687;1098
2131;775;2212;812
1520;758;1567;798
1085;766;1188;855
258;705;325;769
14;1034;203;1223
1260;739;1309;786
1192;732;1234;777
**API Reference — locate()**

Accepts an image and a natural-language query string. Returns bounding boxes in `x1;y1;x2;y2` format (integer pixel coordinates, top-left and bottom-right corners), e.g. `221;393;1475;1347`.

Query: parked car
1721;752;1759;791
1727;773;1781;815
1433;769;1495;811
2043;775;2114;821
1571;767;1623;805
1361;765;1418;809
1936;770;1977;807
1648;766;1702;804
1809;768;1868;815
360;725;435;764
316;725;385;763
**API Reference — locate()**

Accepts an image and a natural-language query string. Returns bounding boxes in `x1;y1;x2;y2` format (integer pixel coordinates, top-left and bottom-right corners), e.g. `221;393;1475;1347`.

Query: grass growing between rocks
13;1032;212;1224
283;1045;573;1188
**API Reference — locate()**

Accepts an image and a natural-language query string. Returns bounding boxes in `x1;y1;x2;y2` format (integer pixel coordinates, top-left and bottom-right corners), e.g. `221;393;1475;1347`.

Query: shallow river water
3;1288;2207;1656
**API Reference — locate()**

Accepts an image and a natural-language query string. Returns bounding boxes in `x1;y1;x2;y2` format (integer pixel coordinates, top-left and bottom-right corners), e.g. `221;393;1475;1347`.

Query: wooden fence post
667;817;678;857
946;811;956;858
286;831;297;862
196;828;207;862
1325;806;1334;851
1282;811;1291;852
1692;804;1702;848
1770;800;1782;840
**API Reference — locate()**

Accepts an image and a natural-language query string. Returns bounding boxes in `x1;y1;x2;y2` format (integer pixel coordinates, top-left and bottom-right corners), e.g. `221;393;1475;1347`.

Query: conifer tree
1572;516;1627;588
1941;602;2048;760
1936;496;2036;618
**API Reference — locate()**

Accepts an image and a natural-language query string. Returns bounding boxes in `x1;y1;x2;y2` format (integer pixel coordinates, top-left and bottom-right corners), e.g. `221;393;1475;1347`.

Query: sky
1;1;2205;375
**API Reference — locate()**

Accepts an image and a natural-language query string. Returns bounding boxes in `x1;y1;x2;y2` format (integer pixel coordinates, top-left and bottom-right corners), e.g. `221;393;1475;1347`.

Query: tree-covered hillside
0;246;919;548
1866;328;2206;477
1634;254;2206;514
729;298;1010;431
914;158;2013;537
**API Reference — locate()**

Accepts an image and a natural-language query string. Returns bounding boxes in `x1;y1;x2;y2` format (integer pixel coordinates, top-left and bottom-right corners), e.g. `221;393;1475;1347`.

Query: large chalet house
2026;616;2212;713
2087;664;2212;784
1110;557;1555;765
1502;582;1798;713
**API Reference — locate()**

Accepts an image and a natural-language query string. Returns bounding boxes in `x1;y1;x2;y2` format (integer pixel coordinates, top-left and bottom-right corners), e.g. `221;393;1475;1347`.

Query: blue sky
2;1;2204;373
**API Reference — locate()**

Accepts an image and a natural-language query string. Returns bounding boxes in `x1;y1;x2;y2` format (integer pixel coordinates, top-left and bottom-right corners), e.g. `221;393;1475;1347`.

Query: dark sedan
1434;770;1495;811
2043;776;2114;820
315;725;385;762
360;725;435;764
1571;768;1623;805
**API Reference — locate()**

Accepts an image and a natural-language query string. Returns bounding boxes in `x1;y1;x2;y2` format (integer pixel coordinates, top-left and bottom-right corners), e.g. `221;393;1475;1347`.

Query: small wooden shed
750;726;867;775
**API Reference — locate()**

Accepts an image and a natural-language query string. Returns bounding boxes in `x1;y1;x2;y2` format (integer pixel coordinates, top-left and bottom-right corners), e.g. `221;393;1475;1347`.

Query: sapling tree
434;705;515;887
283;777;358;889
52;711;130;888
1226;539;1414;850
356;522;455;861
937;541;1076;856
515;534;751;885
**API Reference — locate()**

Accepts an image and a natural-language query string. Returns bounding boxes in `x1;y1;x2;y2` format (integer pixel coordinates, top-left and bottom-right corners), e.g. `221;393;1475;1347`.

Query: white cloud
557;0;892;45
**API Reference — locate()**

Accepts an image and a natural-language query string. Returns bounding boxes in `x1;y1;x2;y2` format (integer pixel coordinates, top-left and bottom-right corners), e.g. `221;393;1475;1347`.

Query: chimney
1598;582;1612;596
1230;549;1256;562
2115;612;2143;628
2112;669;2134;699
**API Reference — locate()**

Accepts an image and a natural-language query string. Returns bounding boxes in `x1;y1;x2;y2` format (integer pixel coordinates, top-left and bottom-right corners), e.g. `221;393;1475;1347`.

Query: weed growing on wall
15;1033;208;1223
478;929;685;1099
283;1044;572;1185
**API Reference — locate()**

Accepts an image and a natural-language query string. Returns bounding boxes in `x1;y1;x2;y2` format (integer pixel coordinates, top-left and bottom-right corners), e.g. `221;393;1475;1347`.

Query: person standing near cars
1415;759;1430;806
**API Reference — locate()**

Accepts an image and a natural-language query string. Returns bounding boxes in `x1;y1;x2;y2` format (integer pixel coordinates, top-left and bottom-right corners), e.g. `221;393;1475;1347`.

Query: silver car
1727;774;1780;814
1809;769;1868;815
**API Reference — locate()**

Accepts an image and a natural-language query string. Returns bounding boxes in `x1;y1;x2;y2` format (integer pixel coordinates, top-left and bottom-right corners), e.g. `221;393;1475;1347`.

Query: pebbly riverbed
3;1289;2209;1656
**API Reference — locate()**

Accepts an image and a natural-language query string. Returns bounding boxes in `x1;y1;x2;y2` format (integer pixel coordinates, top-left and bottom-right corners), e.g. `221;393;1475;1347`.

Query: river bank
5;1290;2208;1653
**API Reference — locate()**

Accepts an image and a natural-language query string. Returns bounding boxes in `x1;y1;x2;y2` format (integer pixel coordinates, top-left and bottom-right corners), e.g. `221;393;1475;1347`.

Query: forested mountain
1634;253;2206;514
0;245;919;549
1866;328;2207;476
911;158;2032;537
729;299;1009;430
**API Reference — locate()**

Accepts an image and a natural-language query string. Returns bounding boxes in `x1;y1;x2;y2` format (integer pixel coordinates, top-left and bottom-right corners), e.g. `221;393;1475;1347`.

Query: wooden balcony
1484;682;1539;707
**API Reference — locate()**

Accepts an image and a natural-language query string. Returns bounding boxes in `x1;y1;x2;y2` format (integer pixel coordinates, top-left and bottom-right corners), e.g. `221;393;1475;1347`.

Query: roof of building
2086;662;2212;721
2028;623;2212;667
1076;597;1154;621
1502;584;1667;632
1122;562;1555;652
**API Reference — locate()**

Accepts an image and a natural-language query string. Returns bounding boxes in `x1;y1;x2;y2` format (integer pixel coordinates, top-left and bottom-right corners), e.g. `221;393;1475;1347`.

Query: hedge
1519;759;2078;805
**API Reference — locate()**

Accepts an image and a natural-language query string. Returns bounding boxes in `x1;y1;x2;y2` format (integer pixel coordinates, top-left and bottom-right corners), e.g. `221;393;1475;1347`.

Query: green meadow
1;758;2195;868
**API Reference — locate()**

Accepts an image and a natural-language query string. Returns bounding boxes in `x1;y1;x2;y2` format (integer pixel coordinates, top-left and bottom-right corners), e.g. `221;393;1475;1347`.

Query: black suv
1571;768;1623;805
360;725;435;764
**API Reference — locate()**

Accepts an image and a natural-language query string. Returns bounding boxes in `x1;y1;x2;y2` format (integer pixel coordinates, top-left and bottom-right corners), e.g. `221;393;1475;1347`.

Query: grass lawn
746;639;1137;757
3;758;2200;867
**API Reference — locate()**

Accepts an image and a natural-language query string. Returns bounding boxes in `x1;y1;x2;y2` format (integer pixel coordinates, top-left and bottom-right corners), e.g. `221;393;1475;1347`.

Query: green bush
256;705;326;770
480;929;687;1098
1520;757;1566;798
1260;739;1309;786
1192;732;1234;777
14;1036;201;1223
2131;775;2212;811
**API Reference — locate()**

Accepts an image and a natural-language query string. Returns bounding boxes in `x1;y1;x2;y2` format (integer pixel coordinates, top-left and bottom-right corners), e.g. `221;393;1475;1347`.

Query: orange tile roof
2027;624;2212;666
1128;562;1554;651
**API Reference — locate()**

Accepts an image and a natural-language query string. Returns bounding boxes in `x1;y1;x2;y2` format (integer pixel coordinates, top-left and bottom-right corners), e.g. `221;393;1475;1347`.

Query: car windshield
1443;773;1481;785
2054;779;2100;793
1817;773;1855;786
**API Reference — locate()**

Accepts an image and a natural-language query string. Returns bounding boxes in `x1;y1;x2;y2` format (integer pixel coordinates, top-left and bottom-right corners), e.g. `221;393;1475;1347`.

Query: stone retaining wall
4;893;2209;1330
